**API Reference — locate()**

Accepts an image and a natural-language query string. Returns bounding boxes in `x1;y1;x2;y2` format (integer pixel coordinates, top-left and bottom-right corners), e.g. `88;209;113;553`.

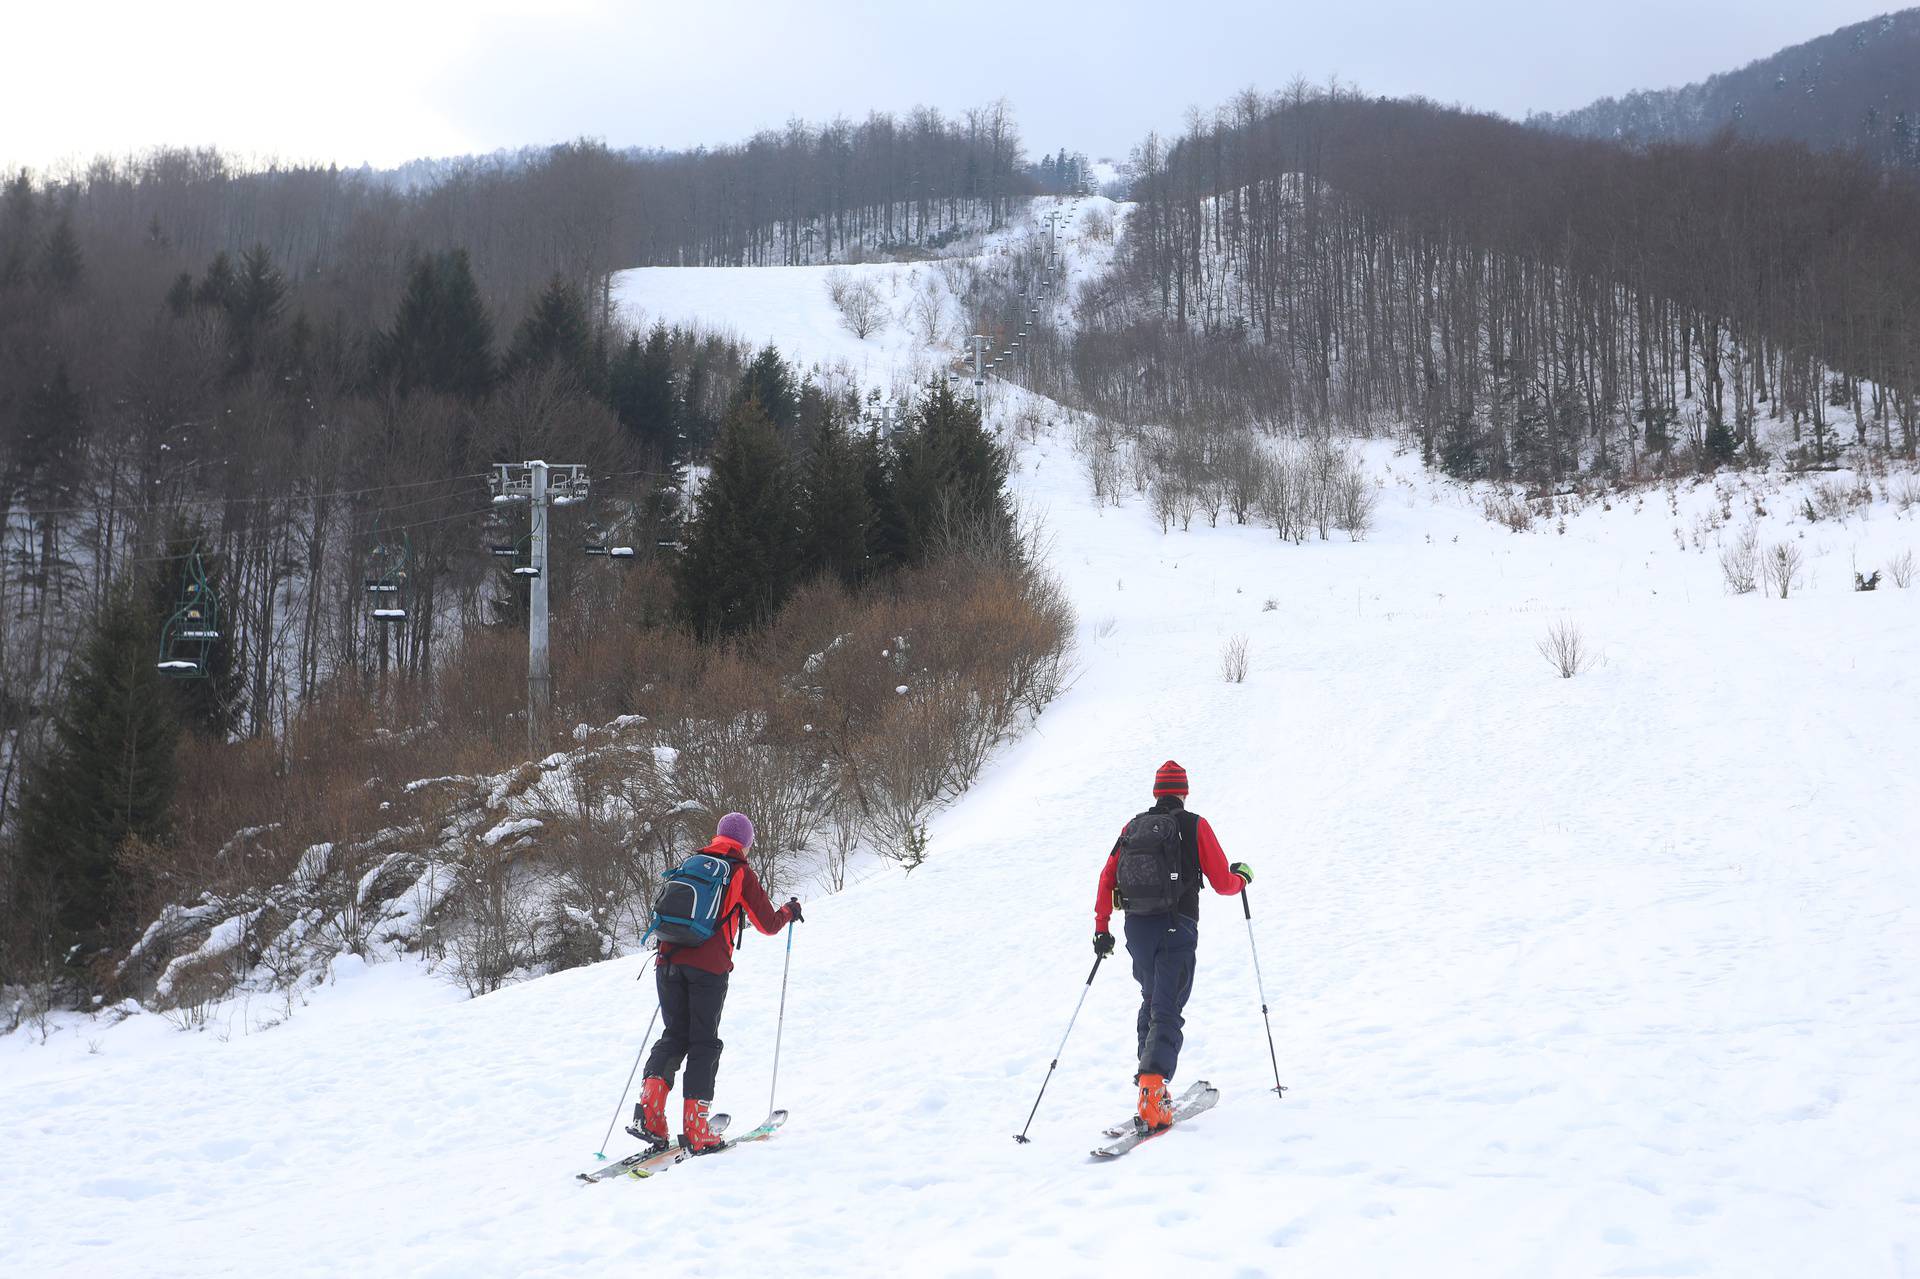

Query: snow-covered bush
1890;547;1916;589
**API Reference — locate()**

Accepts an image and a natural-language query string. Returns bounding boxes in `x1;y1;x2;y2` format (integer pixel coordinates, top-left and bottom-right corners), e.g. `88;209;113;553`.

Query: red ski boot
682;1097;724;1154
628;1076;672;1151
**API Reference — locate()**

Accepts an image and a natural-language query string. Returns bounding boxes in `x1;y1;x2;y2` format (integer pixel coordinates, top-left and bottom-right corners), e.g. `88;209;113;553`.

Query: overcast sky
4;0;1900;173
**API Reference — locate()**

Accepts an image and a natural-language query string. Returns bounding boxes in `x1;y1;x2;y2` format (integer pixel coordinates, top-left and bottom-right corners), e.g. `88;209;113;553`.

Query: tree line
1530;9;1920;173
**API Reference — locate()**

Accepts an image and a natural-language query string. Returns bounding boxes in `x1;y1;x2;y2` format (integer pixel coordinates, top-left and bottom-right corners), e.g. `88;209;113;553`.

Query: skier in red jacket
1093;761;1251;1130
634;812;800;1153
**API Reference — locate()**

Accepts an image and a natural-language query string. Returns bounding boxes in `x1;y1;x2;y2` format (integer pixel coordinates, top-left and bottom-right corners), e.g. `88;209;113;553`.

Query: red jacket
656;837;795;975
1094;803;1242;932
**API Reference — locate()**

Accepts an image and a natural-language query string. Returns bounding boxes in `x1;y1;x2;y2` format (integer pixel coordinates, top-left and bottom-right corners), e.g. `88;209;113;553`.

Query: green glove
1230;862;1253;886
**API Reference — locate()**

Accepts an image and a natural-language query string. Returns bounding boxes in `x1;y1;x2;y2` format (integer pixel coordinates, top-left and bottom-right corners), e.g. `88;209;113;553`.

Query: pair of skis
1089;1080;1219;1159
577;1110;788;1184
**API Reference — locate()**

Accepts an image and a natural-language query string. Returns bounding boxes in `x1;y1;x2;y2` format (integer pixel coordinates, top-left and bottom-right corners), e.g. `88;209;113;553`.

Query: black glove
786;898;805;923
1230;862;1253;887
1093;930;1115;958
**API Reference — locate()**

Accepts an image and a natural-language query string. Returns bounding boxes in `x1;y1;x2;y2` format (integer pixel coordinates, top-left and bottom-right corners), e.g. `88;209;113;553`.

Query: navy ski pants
644;962;729;1101
1125;912;1198;1079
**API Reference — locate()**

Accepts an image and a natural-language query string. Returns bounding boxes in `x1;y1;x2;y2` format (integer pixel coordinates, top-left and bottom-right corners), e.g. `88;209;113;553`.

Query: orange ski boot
1137;1073;1174;1132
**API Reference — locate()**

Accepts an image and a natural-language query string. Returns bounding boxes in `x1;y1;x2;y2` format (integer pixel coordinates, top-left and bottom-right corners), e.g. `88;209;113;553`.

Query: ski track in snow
6;201;1920;1277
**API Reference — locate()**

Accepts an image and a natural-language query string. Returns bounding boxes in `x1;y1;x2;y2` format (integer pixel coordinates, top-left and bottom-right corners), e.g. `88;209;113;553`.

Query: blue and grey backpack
645;852;740;948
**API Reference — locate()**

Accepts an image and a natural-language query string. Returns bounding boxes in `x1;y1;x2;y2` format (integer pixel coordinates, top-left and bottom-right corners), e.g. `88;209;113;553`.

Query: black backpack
1115;809;1184;915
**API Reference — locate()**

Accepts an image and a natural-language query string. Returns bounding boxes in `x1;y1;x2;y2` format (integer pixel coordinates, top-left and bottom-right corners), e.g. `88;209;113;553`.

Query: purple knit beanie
716;812;755;850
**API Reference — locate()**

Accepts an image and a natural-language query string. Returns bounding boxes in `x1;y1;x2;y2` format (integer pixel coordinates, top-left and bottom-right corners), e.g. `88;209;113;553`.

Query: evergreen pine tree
195;251;235;310
39;213;82;292
507;275;598;391
16;587;179;956
735;345;799;436
797;412;873;587
893;378;1012;562
675;398;798;640
1508;391;1547;485
1439;406;1484;480
222;244;287;379
373;249;494;400
0;170;35;287
856;428;911;578
17;362;88;519
165;272;194;317
608;323;679;462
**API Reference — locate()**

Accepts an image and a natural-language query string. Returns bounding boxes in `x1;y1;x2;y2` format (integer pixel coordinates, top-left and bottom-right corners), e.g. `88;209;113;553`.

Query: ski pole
1014;952;1105;1143
1240;885;1287;1099
594;994;661;1159
767;900;800;1116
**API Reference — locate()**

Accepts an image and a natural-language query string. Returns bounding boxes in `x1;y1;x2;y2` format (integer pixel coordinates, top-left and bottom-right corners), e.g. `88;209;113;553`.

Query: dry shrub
1221;634;1250;683
1764;541;1805;598
1537;620;1592;679
779;556;1072;873
670;654;834;900
1483;491;1533;532
1720;522;1760;595
1890;547;1916;589
825;268;887;338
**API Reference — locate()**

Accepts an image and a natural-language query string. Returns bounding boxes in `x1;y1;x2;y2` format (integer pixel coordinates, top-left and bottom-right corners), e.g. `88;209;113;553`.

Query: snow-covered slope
6;207;1920;1277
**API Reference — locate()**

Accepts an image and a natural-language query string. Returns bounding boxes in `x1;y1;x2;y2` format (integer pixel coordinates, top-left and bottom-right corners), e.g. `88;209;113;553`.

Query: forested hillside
1530;8;1920;169
0;104;1072;998
1053;89;1920;488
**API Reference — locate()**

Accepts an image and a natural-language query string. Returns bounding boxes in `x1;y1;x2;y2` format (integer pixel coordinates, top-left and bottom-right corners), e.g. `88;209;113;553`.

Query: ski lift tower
492;460;589;750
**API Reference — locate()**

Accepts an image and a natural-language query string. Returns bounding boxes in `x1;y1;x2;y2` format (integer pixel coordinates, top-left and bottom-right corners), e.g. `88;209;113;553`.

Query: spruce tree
16;587;179;956
0;170;35;287
675;398;798;640
735;345;798;436
1439;406;1483;480
373;249;495;400
507;275;598;391
608;323;679;464
195;251;235;310
797;413;873;587
893;378;1012;562
857;428;911;578
39;213;82;292
222;244;287;379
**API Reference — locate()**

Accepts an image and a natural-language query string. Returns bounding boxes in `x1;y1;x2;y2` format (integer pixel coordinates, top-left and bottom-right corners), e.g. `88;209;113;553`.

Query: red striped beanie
1152;760;1189;797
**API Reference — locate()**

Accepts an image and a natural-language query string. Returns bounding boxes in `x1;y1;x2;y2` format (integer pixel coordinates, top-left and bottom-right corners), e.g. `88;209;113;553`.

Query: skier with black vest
635;812;801;1154
1093;761;1252;1131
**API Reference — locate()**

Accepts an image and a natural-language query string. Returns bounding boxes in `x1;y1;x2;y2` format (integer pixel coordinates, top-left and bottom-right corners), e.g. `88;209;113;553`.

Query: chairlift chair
156;550;221;678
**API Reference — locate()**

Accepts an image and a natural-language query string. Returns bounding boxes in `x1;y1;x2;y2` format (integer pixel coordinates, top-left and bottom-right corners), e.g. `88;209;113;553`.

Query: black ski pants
1125;912;1198;1080
643;961;730;1101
